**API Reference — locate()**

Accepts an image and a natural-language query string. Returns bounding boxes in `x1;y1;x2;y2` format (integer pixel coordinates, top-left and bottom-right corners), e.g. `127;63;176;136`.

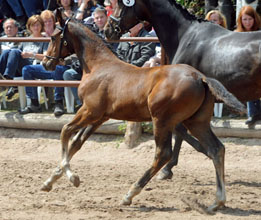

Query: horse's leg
158;123;208;180
186;122;226;212
41;127;87;192
157;131;182;180
62;119;107;187
41;107;107;192
121;122;173;205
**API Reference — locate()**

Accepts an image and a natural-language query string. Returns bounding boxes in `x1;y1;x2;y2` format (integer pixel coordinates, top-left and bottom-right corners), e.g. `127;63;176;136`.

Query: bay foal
41;9;245;212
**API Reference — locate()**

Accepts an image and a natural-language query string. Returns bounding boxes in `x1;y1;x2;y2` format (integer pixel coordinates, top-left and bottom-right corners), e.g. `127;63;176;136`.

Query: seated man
0;18;20;52
0;18;21;99
116;22;156;67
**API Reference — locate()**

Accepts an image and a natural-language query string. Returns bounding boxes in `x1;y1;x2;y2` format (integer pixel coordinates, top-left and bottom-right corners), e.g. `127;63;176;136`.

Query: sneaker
54;102;65;116
245;114;261;126
6;86;18;100
19;105;42;114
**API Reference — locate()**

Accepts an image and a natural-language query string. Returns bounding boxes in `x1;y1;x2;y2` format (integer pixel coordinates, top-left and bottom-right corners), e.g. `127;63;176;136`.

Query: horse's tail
202;76;246;114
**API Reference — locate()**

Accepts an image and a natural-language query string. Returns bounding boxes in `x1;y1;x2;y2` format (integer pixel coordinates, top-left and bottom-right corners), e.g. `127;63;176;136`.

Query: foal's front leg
41;108;107;192
41;124;85;192
121;126;173;205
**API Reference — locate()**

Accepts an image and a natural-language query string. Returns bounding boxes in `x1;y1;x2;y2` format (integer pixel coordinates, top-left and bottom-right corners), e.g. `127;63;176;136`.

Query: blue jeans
63;68;82;105
22;64;69;101
247;100;261;117
6;0;43;17
5;0;24;17
0;49;31;79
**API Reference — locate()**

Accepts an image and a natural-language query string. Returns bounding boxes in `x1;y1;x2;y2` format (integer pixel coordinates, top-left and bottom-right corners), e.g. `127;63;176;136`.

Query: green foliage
141;122;153;133
117;121;153;134
176;0;205;18
118;122;126;132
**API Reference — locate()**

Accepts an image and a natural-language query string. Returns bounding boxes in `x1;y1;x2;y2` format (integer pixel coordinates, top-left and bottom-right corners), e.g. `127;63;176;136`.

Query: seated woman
19;10;70;116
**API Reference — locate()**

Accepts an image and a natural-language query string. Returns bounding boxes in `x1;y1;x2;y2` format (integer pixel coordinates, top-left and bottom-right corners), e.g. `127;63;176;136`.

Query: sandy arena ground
0;127;260;220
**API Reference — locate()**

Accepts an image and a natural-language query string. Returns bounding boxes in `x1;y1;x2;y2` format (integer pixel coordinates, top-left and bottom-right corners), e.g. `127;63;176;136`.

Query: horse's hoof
207;201;225;213
70;174;80;187
120;197;132;206
41;184;52;192
157;169;173;180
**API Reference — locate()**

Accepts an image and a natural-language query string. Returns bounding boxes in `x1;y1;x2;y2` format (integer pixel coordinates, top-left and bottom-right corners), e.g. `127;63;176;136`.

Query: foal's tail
202;76;246;114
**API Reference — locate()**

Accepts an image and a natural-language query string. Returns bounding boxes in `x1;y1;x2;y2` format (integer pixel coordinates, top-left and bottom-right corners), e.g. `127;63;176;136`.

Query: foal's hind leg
41;107;108;192
158;123;208;180
121;122;173;205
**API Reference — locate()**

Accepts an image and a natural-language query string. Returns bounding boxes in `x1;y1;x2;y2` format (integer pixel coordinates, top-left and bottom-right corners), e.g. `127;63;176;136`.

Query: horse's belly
108;104;152;122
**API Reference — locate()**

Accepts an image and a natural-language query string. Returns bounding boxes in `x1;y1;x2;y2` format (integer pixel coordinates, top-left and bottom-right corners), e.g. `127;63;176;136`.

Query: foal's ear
56;8;66;27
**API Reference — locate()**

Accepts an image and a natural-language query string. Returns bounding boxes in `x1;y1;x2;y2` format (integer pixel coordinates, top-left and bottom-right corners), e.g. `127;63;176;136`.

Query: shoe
74;104;82;113
19;105;42;114
0;73;6;80
54;102;65;116
245;114;261;126
6;86;18;100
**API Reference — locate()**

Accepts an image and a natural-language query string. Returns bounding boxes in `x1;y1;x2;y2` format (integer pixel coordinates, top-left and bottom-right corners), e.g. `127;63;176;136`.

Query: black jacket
116;28;156;67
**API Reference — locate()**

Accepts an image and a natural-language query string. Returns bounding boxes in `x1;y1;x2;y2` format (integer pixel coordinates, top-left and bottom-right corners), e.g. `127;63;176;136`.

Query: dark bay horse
104;0;261;180
41;9;245;212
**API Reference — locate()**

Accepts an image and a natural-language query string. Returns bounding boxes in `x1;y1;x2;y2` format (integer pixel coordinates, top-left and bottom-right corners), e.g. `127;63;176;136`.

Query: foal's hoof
41;184;52;192
70;174;80;187
157;169;173;180
120;198;132;206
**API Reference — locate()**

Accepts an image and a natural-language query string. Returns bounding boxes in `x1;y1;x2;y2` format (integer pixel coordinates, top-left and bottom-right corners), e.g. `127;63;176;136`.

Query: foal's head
104;0;148;40
43;9;74;71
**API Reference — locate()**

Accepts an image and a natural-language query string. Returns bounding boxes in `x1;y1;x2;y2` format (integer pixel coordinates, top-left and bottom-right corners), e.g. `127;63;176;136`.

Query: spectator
104;0;116;17
92;6;108;35
205;0;235;30
19;10;69;116
117;22;156;67
235;5;261;125
142;29;161;67
142;50;161;67
55;0;93;20
0;18;20;53
205;9;228;28
0;15;47;99
75;0;95;20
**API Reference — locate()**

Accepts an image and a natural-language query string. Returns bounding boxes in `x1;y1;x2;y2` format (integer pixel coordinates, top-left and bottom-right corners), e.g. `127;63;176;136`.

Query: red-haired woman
235;5;261;125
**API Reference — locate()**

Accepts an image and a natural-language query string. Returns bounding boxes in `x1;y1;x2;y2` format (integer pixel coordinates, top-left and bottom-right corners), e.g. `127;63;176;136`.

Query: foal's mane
69;18;116;55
